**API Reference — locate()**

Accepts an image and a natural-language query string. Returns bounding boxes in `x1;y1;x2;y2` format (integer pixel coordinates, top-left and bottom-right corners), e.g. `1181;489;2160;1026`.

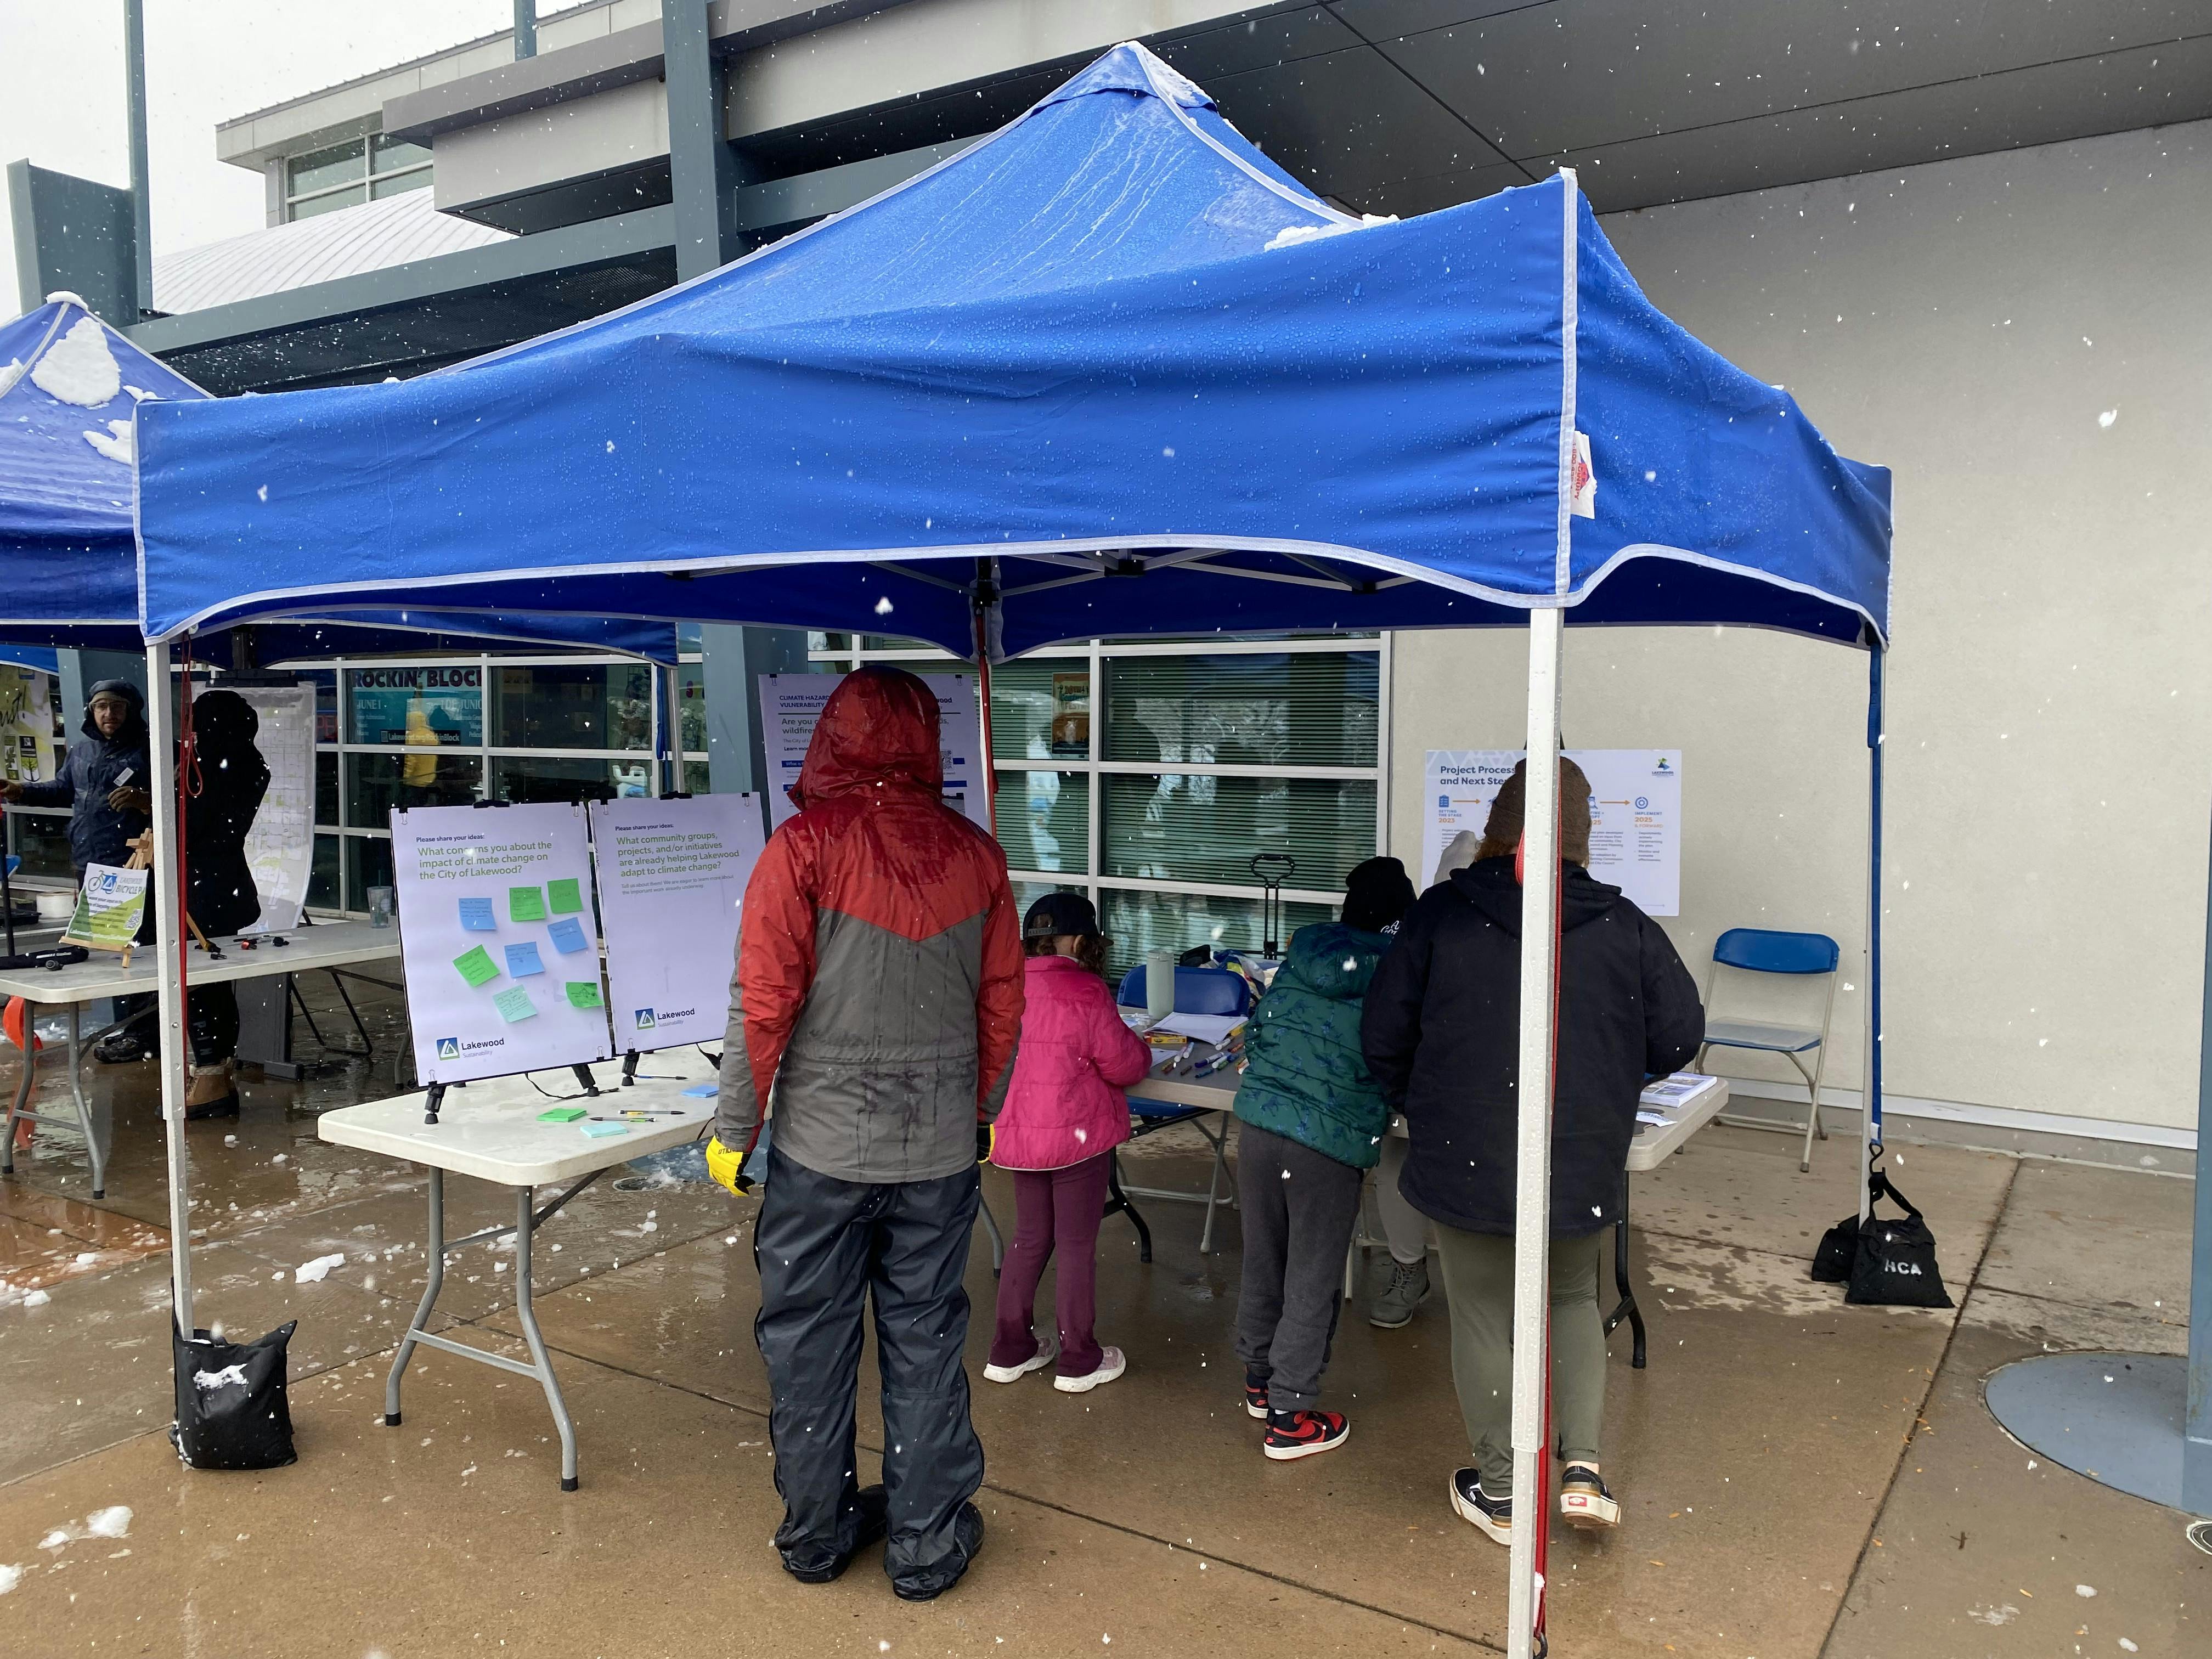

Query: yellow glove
705;1134;752;1197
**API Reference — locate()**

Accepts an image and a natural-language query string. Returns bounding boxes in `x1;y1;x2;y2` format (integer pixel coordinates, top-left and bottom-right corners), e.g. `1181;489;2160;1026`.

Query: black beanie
1342;856;1415;934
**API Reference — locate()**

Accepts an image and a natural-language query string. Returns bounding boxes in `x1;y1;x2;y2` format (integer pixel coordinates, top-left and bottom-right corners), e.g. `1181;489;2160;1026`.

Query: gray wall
1392;119;2212;1136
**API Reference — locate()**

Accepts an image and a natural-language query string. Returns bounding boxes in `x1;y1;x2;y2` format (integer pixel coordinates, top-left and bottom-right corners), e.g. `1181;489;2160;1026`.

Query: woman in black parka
1362;758;1702;1547
177;690;271;1119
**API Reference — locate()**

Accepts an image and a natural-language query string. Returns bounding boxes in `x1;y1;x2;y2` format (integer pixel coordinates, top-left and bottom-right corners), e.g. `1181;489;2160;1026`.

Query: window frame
810;633;1393;931
283;132;432;221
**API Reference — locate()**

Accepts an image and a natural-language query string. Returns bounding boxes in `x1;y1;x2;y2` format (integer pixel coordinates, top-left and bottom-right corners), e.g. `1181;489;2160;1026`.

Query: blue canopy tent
133;45;1892;1646
0;645;60;674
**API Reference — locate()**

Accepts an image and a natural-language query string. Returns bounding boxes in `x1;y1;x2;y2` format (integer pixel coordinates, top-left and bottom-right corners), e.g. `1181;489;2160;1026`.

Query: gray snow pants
753;1147;984;1588
1233;1122;1364;1412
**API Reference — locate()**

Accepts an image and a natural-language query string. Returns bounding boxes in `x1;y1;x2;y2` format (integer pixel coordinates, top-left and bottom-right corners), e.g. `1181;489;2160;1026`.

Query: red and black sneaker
1244;1371;1270;1421
1262;1408;1349;1461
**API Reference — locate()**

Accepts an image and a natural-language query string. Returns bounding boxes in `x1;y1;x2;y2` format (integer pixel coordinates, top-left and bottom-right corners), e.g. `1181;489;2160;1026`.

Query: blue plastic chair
1699;928;1842;1172
1111;965;1252;1255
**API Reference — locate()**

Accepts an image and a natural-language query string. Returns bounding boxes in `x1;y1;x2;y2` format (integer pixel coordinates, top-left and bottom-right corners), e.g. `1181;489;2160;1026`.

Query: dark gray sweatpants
753;1147;984;1589
1233;1121;1364;1412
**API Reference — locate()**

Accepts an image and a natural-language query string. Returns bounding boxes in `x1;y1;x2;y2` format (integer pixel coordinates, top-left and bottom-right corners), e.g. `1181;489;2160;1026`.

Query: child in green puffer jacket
1231;856;1415;1461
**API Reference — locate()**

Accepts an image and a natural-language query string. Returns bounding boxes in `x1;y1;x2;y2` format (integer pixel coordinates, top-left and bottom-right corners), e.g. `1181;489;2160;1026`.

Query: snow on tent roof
0;298;674;662
135;42;1891;658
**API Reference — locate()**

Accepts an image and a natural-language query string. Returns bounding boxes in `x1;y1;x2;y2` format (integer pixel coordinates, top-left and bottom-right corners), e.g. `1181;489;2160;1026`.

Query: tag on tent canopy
508;886;547;923
452;945;499;989
546;877;585;915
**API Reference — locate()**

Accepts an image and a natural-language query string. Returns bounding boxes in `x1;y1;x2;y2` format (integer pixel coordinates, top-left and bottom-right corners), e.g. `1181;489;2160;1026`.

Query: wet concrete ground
0;976;2201;1656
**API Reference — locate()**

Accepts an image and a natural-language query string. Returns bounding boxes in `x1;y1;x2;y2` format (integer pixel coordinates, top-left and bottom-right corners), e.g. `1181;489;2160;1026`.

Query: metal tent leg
976;1191;1006;1276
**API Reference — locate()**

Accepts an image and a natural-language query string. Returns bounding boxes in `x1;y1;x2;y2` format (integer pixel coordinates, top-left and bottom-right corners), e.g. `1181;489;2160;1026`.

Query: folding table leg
1603;1169;1648;1370
65;1005;108;1199
385;1166;446;1425
511;1182;579;1491
1196;1119;1232;1255
1106;1152;1152;1264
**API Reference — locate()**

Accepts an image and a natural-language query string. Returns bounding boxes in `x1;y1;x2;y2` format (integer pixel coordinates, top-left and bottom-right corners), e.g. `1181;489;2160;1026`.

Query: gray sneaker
1369;1257;1431;1328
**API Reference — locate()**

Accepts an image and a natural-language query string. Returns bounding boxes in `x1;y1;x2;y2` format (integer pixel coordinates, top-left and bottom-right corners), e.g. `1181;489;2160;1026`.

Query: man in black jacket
1362;758;1702;1547
4;680;155;1062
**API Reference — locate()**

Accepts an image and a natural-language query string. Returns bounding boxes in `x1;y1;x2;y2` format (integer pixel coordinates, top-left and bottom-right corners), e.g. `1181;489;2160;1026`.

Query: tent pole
657;659;681;795
145;641;193;1323
1861;644;1886;1221
1507;606;1564;1659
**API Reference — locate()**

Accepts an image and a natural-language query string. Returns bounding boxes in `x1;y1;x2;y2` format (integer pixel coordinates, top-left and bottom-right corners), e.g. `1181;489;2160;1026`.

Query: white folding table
318;1049;719;1491
1;918;402;1198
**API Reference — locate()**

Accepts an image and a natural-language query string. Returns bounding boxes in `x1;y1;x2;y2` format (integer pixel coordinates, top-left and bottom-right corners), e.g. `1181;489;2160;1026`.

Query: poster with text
392;801;612;1084
1423;749;1681;916
590;793;765;1052
205;682;314;934
0;665;56;786
759;673;988;832
64;863;148;951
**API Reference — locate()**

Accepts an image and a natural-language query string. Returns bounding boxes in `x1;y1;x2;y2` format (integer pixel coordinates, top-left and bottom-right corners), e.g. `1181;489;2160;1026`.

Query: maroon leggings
988;1150;1113;1379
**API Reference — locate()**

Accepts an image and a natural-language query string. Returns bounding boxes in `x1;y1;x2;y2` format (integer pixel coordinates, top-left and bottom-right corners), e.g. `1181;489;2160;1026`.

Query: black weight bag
1812;1161;1952;1308
172;1317;300;1470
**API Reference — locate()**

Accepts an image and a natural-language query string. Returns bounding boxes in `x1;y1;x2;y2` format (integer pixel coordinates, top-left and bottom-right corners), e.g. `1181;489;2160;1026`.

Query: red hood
789;666;944;811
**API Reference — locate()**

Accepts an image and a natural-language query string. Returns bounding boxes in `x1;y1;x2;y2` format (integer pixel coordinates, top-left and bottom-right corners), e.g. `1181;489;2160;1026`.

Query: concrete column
663;0;740;280
698;627;812;832
2187;792;2212;1517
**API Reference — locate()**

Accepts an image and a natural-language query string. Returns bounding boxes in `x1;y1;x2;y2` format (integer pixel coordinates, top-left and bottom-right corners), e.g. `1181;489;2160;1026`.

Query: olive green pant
1432;1226;1607;1497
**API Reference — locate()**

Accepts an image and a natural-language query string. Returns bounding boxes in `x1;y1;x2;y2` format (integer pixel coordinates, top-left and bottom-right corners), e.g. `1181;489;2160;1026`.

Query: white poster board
1423;749;1681;916
392;800;613;1084
206;682;314;934
760;672;988;832
589;793;765;1052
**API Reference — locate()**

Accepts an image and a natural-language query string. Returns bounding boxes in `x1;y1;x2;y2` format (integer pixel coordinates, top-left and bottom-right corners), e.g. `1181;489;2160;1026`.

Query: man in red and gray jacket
707;667;1023;1601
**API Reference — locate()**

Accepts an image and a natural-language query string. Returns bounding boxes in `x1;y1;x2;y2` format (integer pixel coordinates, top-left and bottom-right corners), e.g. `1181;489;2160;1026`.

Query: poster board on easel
61;862;149;962
201;681;315;934
588;793;765;1054
1423;749;1682;916
759;672;989;831
391;801;612;1086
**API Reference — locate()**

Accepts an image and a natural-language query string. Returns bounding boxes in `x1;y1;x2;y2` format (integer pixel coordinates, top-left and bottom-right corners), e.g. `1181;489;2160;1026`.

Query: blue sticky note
546;916;590;955
681;1083;718;1098
503;941;545;978
458;897;496;932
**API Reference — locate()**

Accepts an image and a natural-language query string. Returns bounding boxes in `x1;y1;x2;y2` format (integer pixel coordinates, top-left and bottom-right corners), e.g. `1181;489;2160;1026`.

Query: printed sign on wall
392;801;612;1085
589;793;765;1053
1423;749;1681;916
759;672;988;832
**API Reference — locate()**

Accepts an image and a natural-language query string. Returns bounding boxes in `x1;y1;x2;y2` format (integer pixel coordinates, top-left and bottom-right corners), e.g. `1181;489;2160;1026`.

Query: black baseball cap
1023;891;1101;940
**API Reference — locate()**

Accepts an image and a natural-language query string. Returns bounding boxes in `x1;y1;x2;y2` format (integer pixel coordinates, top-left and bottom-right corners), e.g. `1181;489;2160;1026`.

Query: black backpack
1812;1164;1953;1309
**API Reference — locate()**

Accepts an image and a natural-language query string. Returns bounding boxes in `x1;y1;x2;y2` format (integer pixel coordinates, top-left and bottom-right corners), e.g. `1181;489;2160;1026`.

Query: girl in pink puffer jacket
984;893;1155;1393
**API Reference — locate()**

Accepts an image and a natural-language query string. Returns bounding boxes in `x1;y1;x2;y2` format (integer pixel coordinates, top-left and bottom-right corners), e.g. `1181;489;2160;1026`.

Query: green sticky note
452;944;499;988
565;980;605;1010
507;885;547;923
493;984;537;1024
536;1106;588;1124
546;877;584;915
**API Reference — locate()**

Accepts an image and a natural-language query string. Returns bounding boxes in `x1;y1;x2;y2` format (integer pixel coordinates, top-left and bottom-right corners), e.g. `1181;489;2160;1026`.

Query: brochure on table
63;862;148;952
589;793;764;1052
759;672;989;832
202;681;314;934
1423;749;1681;916
391;801;612;1085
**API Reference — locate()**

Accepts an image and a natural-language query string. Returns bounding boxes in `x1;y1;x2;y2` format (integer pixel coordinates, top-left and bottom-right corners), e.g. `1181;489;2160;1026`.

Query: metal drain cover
2188;1520;2212;1558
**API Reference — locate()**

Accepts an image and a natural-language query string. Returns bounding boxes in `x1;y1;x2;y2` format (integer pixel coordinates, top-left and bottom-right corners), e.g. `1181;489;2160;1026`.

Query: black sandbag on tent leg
172;1317;299;1470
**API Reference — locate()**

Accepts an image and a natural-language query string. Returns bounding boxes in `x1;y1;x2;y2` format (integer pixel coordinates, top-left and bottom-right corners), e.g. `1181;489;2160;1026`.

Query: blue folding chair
1699;928;1842;1172
1113;964;1251;1256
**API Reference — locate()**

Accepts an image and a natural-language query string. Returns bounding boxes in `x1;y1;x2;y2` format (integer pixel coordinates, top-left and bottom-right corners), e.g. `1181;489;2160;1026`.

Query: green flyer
453;944;499;988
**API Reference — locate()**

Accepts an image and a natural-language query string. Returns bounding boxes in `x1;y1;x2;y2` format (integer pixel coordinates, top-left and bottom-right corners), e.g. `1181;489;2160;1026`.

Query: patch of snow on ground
296;1253;347;1284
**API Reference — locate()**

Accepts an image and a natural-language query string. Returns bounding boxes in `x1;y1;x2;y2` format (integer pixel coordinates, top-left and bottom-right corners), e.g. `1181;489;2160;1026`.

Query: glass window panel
315;752;338;827
346;834;394;914
369;133;431;171
994;771;1087;875
682;760;712;796
1009;880;1088;941
5;808;74;879
370;170;432;200
309;833;341;910
287;139;364;196
346;752;482;826
301;670;338;744
1103;652;1378;768
1101;774;1374;890
1096;889;1336;982
989;658;1088;759
346;665;482;746
489;757;625;805
493;663;653;750
676;661;707;755
289;184;365;219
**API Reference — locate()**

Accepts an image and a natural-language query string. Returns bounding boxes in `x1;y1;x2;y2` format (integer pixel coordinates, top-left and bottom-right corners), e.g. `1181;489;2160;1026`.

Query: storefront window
988;659;1090;759
1104;652;1376;768
676;661;708;754
346;834;394;914
1101;774;1375;890
1097;889;1336;981
346;665;482;747
993;771;1087;874
5;809;73;880
315;752;338;828
490;755;651;805
346;752;483;825
493;664;653;751
310;833;341;910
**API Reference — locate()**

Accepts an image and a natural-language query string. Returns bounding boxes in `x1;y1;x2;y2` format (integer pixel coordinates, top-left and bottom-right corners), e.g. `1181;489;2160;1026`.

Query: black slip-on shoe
890;1502;984;1602
781;1485;889;1585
